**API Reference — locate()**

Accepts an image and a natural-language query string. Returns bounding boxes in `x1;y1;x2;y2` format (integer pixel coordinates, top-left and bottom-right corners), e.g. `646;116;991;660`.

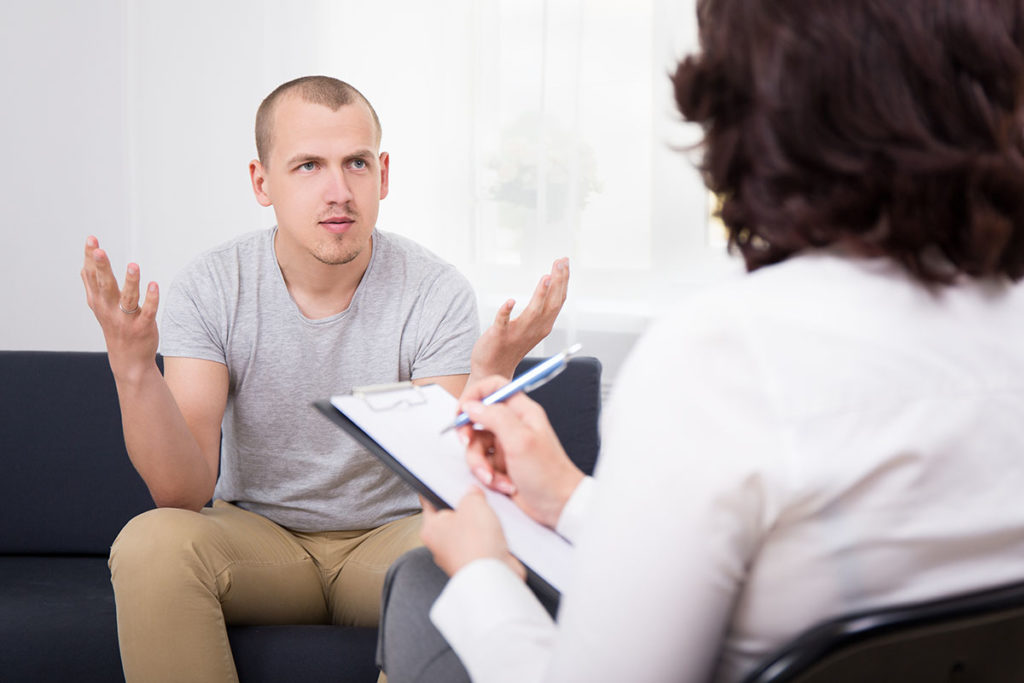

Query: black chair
743;580;1024;683
510;355;603;477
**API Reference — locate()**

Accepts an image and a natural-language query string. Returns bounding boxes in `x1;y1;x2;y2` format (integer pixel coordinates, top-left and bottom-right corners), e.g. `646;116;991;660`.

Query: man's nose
324;167;353;204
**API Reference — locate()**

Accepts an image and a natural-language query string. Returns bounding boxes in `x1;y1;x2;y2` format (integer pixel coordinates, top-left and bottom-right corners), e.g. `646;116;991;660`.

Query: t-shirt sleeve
159;261;229;364
408;266;480;379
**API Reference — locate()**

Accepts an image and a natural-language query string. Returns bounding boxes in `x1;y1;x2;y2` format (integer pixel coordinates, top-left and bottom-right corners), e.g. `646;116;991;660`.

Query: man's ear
379;151;390;200
250;159;273;207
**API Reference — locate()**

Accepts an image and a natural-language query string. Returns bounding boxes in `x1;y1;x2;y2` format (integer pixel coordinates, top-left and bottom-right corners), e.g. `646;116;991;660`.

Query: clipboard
314;382;573;602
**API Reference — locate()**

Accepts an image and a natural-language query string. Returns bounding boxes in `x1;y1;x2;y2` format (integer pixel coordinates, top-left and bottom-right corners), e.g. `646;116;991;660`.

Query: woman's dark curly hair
674;0;1024;283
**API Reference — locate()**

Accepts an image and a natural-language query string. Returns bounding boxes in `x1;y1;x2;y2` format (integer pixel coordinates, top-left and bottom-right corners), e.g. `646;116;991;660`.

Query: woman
382;1;1024;681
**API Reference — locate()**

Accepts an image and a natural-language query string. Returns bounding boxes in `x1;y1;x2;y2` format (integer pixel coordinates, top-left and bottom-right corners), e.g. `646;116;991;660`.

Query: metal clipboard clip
351;381;427;412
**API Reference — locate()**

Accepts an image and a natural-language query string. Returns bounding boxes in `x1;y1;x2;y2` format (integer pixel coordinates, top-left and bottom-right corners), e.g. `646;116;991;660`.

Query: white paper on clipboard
329;383;573;594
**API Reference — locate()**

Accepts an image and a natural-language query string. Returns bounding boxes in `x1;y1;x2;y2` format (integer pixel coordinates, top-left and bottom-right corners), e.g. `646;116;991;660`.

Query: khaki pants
109;500;422;683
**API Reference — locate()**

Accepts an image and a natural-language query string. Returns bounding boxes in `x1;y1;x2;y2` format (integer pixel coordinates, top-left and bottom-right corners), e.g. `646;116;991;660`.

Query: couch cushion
0;556;381;683
0;556;124;681
229;625;379;682
0;351;155;555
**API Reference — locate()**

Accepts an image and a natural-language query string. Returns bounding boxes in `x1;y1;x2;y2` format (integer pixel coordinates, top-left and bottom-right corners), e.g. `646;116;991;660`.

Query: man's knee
109;507;218;588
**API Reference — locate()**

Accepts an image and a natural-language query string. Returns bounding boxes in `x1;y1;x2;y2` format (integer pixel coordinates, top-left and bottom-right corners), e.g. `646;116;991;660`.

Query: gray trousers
377;547;560;683
376;547;471;683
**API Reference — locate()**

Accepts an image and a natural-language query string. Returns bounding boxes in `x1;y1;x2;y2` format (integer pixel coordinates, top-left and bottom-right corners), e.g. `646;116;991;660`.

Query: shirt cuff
431;558;556;682
555;475;596;543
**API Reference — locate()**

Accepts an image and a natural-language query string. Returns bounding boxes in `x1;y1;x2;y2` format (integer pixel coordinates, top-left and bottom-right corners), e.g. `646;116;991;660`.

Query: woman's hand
457;376;585;529
420;490;525;579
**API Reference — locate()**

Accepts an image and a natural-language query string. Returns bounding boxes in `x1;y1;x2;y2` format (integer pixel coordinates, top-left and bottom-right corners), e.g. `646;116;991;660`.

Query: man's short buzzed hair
254;75;382;165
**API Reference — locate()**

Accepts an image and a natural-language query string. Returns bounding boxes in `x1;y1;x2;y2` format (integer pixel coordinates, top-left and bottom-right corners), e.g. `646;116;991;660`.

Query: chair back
744;580;1024;683
514;356;602;476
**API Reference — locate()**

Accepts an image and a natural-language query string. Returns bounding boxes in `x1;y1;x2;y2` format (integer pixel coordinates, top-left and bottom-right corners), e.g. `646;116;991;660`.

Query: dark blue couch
0;350;601;682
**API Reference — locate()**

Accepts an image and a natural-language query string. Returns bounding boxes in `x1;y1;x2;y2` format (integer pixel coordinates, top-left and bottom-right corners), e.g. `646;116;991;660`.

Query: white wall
1;0;130;351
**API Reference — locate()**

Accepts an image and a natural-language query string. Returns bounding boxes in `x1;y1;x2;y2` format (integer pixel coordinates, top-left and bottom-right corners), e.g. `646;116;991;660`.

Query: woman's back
560;250;1024;682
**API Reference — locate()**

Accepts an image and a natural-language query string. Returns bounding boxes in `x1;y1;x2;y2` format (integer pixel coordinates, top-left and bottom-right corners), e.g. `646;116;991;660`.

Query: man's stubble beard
312;234;363;266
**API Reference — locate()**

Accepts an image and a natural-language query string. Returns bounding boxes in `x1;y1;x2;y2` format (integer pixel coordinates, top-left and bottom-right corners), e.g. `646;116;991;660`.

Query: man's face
250;95;389;268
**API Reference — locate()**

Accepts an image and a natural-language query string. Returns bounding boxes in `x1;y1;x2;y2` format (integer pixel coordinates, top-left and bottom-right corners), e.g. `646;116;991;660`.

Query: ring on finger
119;302;141;315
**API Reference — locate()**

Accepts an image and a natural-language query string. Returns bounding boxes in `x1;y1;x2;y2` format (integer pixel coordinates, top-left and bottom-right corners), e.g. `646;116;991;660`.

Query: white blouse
432;252;1024;683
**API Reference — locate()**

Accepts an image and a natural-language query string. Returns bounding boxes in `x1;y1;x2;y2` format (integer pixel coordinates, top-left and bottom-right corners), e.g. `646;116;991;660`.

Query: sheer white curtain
124;0;741;385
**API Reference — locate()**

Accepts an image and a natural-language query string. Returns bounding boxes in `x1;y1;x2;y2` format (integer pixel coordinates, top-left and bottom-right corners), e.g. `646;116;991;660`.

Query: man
80;75;567;683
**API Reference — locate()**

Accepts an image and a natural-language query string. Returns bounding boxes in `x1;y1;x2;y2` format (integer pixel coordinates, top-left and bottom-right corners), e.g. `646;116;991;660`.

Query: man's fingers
83;236;99;269
140;281;160;320
80;269;96;308
120;264;142;314
520;274;551;318
81;237;104;308
548;257;569;310
491;298;514;328
91;248;119;298
85;242;159;320
514;257;568;326
528;257;569;317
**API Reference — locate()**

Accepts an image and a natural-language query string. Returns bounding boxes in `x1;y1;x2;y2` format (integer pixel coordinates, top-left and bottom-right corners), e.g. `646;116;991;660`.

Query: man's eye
299;161;316;171
350;159;367;170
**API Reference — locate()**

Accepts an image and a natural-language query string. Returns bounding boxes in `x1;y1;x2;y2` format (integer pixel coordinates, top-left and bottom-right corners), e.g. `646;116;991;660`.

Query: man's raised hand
470;257;569;380
80;236;160;380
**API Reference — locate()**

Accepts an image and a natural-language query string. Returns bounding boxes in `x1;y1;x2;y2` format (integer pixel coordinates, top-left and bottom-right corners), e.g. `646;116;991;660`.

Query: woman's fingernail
458;432;469;446
473;467;493;485
496;480;517;496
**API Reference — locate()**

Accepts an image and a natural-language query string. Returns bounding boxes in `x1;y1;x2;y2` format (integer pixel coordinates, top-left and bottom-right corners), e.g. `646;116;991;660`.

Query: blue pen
441;343;583;434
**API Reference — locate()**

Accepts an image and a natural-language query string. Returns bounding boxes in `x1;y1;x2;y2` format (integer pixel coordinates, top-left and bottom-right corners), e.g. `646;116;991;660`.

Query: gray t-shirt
160;227;479;531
